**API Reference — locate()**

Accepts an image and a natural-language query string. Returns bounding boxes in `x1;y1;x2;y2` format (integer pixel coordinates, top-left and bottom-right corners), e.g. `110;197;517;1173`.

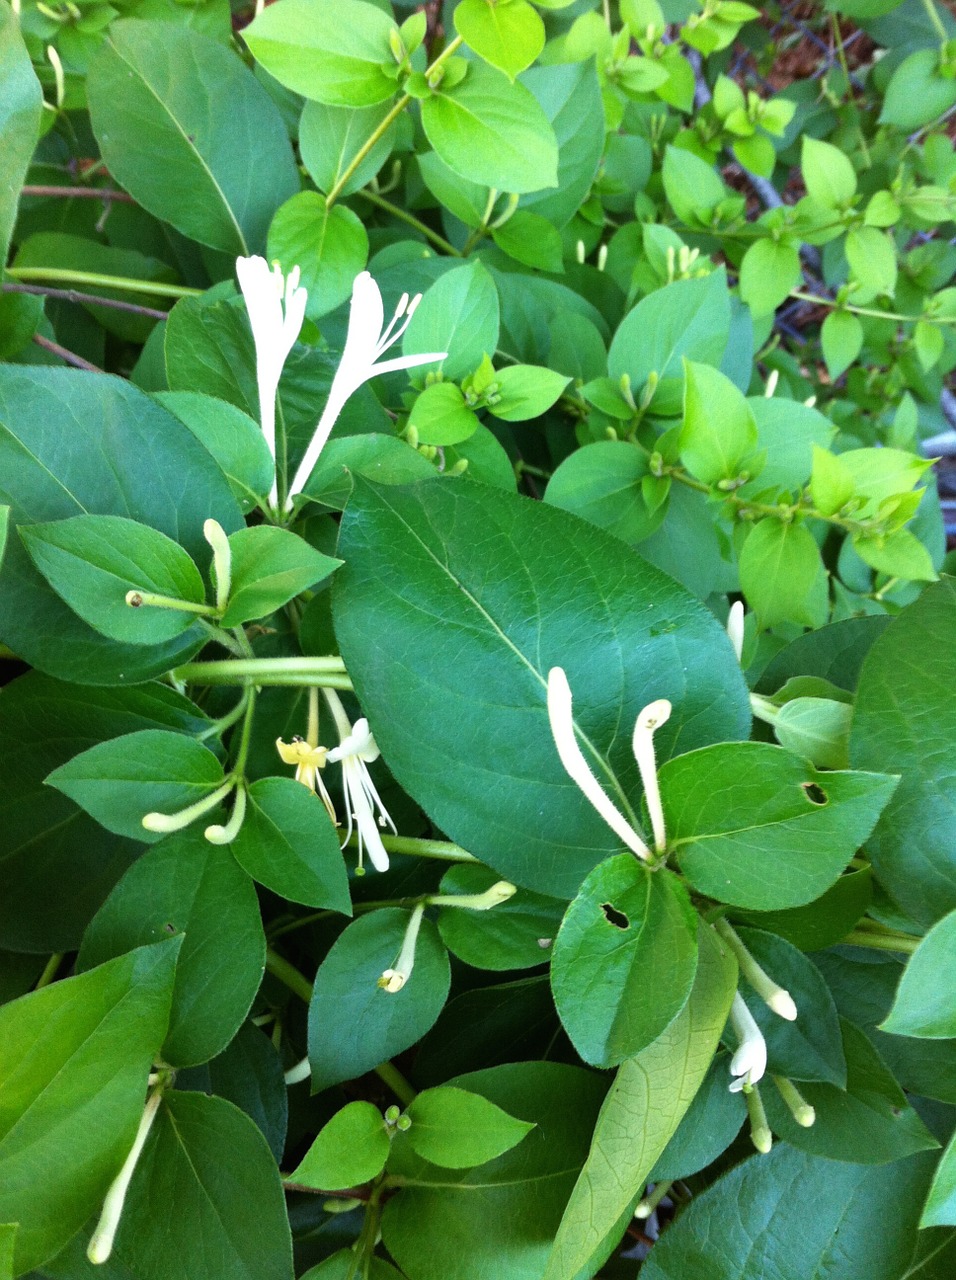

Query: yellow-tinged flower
276;737;336;823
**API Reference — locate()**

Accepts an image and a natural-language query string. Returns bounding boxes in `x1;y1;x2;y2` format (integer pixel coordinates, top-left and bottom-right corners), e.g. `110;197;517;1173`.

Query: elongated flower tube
728;991;768;1093
631;698;671;854
726;600;745;663
236;255;308;508
286;272;447;505
379;902;426;993
546;667;652;862
88;1090;163;1264
324;691;395;874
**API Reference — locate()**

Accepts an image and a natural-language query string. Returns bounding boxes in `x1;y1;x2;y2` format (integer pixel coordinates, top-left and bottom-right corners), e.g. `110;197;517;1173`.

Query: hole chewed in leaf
801;782;828;806
600;902;630;930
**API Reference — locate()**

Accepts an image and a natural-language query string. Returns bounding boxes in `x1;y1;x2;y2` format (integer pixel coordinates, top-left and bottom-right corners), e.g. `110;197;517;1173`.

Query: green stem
127;590;221;617
6;266;202;299
265;949;314;1002
172;656;352;688
356;189;462;256
231;686;258;777
35;952;63;989
791;291;955;325
919;0;949;43
461;186;498;256
325;34;464;209
374;1061;417;1107
843;930;919;955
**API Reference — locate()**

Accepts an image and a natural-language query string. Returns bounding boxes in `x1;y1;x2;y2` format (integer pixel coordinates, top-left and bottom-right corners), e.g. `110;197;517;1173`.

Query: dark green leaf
648;1054;746;1182
78;831;265;1067
436;864;564;971
545;442;666;545
551;857;698;1067
88;22;298;254
0;4;42;268
300;100;398;197
923;1132;956;1228
0;941;179;1275
156;392;274;514
730;868;873;952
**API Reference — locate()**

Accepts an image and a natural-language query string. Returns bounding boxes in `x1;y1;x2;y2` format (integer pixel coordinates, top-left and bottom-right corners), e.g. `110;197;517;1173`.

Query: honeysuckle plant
2;2;956;1280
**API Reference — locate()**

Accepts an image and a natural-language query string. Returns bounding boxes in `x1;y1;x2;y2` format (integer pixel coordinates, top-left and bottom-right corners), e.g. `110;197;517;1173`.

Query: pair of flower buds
235;257;446;512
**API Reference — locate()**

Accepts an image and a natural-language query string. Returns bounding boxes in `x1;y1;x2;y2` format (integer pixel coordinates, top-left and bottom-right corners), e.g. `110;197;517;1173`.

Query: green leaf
404;1086;535;1168
308;909;450;1091
417;151;489;228
191;1022;287;1163
661;146;728;226
333;479;750;897
736;927;846;1085
78;831;265;1067
0;506;8;575
290;1101;389;1190
243;0;398;105
0;674;210;952
880;48;956;130
845;226;897;299
639;1144;937;1280
301;1255;403;1280
0;1224;13;1280
420;61;559;194
88;21;298;254
454;0;545;80
383;1063;606;1280
301;433;435;510
747;399;834;496
436;864;565;971
810;442;856;516
664;742;898;910
20;515;206;645
46;729;227;843
551;857;698;1067
543;923;737;1280
648;1054;745;1182
220;525;340;627
0;941;179;1275
0;368;241;685
116;1092;293;1280
680;362;758;484
739;238;801;315
156;392;275;514
731;868;872;952
491;210;564;273
0;3;42;269
545;442;666;545
822;310;864;379
763;1019;939;1164
922;1132;956;1228
853;528;938;582
267;191;369;321
230;777;351;912
772;696;852;769
488;363;570;422
403;260;499;383
881;908;956;1038
520;62;604;228
408;382;480;446
300;100;399;197
802;136;857;208
850;580;956;925
608;271;731;416
738;518;821;629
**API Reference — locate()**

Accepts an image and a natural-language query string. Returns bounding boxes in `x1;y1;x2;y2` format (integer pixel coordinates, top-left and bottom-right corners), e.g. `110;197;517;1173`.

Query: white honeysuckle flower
236;255;308;508
728;991;768;1093
287;271;447;505
726;600;745;663
631;698;671;854
546;667;652;862
325;714;396;874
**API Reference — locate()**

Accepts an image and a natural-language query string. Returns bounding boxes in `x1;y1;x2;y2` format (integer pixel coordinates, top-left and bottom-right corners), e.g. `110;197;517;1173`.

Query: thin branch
32;333;102;371
2;281;168;320
21;184;135;202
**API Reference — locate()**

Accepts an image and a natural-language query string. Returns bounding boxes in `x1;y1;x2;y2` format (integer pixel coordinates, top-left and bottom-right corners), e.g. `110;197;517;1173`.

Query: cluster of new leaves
1;1;955;1279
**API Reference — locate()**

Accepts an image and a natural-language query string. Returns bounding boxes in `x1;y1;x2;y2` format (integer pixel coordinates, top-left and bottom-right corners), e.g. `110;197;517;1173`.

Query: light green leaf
117;1092;293;1280
922;1131;956;1228
243;0;399;105
300;100;398;197
489;363;570;421
738;518;821;629
454;0;545;80
267;191;369;321
491;210;564;273
0;941;179;1275
880;48;956;130
852;528;938;582
420;61;558;194
846;226;897;299
404;1086;535;1168
88;21;298;254
220;525;340;627
802;136;857;208
648;1055;745;1182
46;729;227;843
551;857;698;1067
810;443;856;516
408;382;480;446
739;238;801;315
772;697;852;769
680;361;758;484
543;923;737;1280
882;908;956;1038
19;515;206;646
664;741;898;910
403;260;499;384
291;1101;389;1190
822;310;864;379
78;831;265;1067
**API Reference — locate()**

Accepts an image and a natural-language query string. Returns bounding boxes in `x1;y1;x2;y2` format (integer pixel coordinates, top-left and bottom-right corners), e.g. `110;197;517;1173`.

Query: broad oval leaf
550;857;698;1067
78;831;266;1067
880;908;956;1039
663;741;898;910
0;4;42;267
291;1100;390;1190
402;260;499;384
267;191;369;321
403;1085;535;1169
88;21;298;254
333;478;751;898
436;864;565;971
